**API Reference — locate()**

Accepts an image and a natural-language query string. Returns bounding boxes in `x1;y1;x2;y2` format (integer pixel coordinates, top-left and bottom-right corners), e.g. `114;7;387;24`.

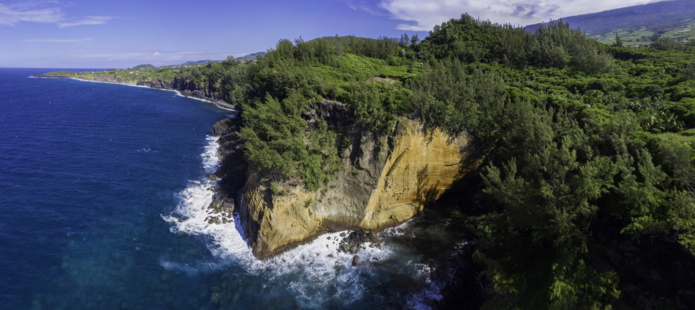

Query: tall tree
614;32;624;47
335;34;342;57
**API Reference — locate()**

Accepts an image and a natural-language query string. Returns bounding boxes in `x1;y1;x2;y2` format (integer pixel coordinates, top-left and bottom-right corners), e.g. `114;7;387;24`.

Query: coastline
30;70;469;308
33;74;237;111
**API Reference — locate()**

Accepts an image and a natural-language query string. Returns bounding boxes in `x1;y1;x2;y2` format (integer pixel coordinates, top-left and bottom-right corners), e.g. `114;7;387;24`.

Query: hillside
525;0;695;46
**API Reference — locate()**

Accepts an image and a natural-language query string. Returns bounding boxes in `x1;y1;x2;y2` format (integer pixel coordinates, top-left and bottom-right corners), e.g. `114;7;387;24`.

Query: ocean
0;68;451;309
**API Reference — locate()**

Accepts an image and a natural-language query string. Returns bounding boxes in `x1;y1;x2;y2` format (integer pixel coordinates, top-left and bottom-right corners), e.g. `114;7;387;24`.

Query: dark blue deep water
0;68;449;309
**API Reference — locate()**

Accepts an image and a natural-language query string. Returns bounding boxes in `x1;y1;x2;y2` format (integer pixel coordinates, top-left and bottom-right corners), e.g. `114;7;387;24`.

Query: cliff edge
231;116;476;259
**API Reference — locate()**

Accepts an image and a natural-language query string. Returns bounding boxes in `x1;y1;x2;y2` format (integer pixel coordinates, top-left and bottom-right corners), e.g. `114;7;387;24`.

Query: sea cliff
208;103;476;259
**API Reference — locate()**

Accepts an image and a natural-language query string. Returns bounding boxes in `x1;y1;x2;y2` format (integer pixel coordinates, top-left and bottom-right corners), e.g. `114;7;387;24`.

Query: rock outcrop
205;116;247;225
141;78;235;110
235;114;477;259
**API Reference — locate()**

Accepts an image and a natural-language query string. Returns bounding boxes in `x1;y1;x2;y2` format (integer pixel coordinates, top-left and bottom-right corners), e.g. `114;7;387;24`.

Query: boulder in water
352;255;361;266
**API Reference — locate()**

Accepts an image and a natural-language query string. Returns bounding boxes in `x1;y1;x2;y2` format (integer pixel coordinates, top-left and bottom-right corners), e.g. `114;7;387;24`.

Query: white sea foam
201;136;220;173
163;135;434;308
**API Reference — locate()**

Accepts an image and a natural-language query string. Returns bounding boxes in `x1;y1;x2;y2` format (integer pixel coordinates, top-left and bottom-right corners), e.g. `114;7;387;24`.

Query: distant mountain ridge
525;0;695;45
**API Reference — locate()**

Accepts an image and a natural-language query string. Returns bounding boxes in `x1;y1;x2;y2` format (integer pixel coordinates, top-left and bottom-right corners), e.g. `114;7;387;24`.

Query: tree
238;93;307;178
477;103;621;308
614;32;624;47
335;34;342;57
411;34;420;47
400;33;409;47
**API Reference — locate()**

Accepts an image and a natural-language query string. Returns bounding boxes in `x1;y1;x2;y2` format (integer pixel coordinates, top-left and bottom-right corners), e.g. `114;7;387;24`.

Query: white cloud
0;3;112;28
347;0;386;16
58;16;111;28
375;0;664;31
0;3;63;26
153;52;161;56
22;37;92;43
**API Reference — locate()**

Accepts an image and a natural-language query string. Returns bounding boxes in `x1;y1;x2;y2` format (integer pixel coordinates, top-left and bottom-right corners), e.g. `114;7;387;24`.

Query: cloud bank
372;0;664;31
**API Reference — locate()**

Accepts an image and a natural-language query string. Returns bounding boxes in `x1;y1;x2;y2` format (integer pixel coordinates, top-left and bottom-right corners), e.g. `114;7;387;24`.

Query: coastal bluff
211;108;476;259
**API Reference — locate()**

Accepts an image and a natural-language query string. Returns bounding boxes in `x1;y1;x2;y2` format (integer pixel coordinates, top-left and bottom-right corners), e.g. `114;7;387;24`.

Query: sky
0;0;665;68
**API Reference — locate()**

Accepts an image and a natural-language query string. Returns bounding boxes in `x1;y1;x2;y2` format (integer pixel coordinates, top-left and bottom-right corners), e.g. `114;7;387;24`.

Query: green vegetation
46;13;695;308
131;64;155;70
44;65;181;83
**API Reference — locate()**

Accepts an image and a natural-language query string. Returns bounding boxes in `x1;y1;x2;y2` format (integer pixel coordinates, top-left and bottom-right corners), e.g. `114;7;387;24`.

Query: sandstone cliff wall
361;120;472;230
238;118;475;259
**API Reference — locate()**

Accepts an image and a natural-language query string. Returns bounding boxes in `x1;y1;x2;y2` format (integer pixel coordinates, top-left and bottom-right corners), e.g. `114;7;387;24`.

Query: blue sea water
0;68;449;309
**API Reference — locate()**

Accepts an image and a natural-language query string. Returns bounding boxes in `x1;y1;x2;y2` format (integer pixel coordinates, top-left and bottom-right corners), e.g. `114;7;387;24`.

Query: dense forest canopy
48;13;695;308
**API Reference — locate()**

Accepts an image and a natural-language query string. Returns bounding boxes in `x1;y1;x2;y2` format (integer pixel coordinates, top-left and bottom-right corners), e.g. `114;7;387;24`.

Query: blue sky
0;0;662;68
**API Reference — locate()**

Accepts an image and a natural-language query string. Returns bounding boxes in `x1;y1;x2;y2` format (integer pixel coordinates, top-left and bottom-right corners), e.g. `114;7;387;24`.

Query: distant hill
131;64;155;70
236;52;265;61
525;0;695;46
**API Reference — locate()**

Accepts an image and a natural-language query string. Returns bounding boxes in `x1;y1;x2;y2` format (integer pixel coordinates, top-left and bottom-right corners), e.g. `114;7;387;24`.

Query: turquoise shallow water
0;68;448;309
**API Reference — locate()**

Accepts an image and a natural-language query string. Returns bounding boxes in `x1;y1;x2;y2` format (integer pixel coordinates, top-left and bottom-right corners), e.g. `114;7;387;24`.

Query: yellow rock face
239;118;473;258
240;178;320;259
361;120;470;230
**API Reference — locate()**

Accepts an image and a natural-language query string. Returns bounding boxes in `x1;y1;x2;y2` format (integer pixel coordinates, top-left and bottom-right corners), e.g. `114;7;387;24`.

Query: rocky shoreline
205;116;247;226
34;74;237;111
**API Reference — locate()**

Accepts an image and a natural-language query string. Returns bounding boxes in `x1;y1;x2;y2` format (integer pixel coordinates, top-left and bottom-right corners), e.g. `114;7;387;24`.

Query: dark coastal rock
338;229;379;255
170;77;224;102
352;255;360;266
207;116;248;217
137;80;173;89
213;117;247;189
211;118;234;137
137;77;235;109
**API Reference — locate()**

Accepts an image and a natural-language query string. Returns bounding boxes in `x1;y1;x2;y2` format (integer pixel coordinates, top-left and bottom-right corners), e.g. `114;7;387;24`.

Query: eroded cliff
361;120;473;230
236;117;476;259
